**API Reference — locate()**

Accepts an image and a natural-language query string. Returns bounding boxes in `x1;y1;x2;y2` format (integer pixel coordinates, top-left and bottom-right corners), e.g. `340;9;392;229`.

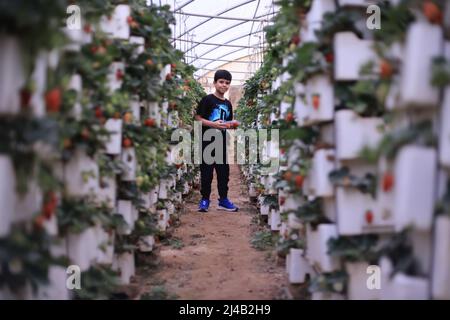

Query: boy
195;69;239;212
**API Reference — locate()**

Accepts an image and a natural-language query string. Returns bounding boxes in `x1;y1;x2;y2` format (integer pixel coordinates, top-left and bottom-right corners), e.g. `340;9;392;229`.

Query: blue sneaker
218;198;239;212
198;198;210;212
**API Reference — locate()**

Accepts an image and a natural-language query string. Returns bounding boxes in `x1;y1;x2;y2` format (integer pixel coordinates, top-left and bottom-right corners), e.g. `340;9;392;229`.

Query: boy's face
214;78;231;95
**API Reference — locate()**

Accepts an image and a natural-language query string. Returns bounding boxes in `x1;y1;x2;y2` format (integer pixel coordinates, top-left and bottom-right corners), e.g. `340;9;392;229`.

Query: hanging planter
36;265;70;300
95;225;115;265
0;35;25;115
399;21;443;108
138;235;155;253
288;248;312;284
117;200;134;235
306;149;335;197
346;261;381;300
308;224;340;273
97;176;117;210
439;87;450;169
335;109;384;160
303;0;336;43
431;215;450;299
270;209;281;231
305;74;334;124
113;251;135;285
120;146;137;181
393;145;437;232
66;227;97;272
63;149;100;197
333;32;378;81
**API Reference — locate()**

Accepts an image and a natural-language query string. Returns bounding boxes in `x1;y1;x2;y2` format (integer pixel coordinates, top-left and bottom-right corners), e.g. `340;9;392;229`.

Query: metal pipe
173;11;267;22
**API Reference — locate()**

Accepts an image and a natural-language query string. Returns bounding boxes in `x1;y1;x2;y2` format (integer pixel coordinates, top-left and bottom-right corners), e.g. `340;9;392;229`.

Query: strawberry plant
327;234;379;263
329;167;377;198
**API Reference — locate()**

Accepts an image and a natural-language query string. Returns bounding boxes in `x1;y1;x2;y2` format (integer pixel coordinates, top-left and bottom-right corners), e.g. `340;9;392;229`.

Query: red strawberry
166;73;173;81
123;137;133;148
126;16;134;25
116;69;124;81
279;197;286;206
365;210;374;224
291;34;301;46
312;94;320;110
83;23;92;34
20;88;32;108
144;118;156;127
325;53;334;63
45;88;61;113
42;192;57;219
285;112;294;122
423;1;442;24
382;173;394;192
380;60;393;79
294;175;304;188
94;106;103;119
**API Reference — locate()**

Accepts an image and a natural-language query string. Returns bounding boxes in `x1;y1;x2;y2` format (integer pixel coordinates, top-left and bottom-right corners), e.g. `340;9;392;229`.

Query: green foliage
327;234;379;263
74;265;120;300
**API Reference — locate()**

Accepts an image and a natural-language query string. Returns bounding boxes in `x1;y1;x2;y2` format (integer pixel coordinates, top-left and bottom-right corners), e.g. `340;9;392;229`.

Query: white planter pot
307;149;335;197
439;87;450;169
36;266;70;300
148;102;161;127
288;213;303;230
14;178;42;223
117;200;134;235
286;253;291;274
97;176;117;209
108;62;125;92
431;215;450;299
167;201;175;216
43;214;59;237
393;146;437;232
30;51;48;117
319;123;334;147
282;194;304;213
183;181;190;195
323;197;337;223
68;74;82;118
336;187;377;236
63;26;92;51
289;248;311;284
160;64;171;83
309;224;339;273
346;262;381;300
0;35;25;115
305;74;334;124
64;149;99;197
335;110;383;160
338;0;376;6
129;36;145;56
158;179;169;199
104;119;122;155
120;147;137;181
304;0;336;42
270;209;281;231
110;5;131;39
260;203;270;216
130;99;140;122
382;274;429;300
66;227;97;271
139;235;155;252
95;225;115;265
294;95;308;127
157;209;168;231
306;224;319;263
333;32;378;81
113;252;135;285
399;21;443;108
311;292;345;300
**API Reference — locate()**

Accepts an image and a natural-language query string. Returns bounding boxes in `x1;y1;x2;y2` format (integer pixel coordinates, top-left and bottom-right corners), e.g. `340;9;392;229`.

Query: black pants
200;163;229;200
200;129;229;200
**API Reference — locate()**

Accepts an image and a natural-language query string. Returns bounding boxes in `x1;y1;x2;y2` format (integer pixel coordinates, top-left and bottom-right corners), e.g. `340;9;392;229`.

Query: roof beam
172;38;264;49
173;11;267;22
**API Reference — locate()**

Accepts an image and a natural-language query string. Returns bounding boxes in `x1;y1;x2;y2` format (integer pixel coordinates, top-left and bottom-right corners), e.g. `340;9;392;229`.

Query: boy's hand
213;120;229;129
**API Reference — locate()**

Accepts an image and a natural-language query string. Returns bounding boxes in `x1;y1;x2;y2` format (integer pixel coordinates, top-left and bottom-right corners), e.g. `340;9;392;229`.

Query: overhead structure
156;0;278;84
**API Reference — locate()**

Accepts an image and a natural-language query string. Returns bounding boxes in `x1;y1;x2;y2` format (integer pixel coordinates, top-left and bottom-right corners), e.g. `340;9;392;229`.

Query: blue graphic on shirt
208;104;230;121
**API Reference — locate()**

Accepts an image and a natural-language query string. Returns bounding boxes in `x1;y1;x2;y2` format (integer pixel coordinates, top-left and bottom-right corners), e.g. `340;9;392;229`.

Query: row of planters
0;0;204;299
237;0;450;300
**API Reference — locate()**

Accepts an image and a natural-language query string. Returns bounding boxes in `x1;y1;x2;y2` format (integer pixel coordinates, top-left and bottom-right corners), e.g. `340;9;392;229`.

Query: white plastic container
431;215;450;299
334;32;378;81
399;21;443;108
64;149;99;197
120;147;137;181
104;119;123;155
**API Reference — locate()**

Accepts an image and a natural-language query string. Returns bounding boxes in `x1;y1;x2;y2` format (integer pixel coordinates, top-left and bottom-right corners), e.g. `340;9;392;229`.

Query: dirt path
136;165;285;300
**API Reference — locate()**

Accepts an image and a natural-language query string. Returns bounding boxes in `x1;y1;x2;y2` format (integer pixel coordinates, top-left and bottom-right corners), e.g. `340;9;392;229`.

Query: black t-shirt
196;94;233;124
196;94;233;155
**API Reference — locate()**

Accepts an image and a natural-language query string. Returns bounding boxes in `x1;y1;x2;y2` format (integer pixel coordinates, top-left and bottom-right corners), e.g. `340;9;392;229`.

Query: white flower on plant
333;282;344;293
8;258;23;274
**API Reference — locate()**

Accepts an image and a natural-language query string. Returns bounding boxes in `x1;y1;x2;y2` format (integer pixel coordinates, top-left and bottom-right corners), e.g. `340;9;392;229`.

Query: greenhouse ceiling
153;0;278;82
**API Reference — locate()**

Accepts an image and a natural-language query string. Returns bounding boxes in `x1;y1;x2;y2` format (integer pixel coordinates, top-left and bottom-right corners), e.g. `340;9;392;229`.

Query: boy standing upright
195;70;239;212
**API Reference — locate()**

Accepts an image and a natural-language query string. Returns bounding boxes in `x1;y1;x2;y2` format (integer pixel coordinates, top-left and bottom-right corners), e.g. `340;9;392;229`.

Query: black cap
214;69;232;82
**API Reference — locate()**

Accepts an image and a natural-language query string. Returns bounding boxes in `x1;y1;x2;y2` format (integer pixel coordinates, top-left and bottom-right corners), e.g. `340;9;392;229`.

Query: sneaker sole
217;206;238;212
197;208;208;212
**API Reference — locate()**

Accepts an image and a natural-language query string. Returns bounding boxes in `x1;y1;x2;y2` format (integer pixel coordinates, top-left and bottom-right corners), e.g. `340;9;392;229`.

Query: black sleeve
228;101;233;121
196;96;209;119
